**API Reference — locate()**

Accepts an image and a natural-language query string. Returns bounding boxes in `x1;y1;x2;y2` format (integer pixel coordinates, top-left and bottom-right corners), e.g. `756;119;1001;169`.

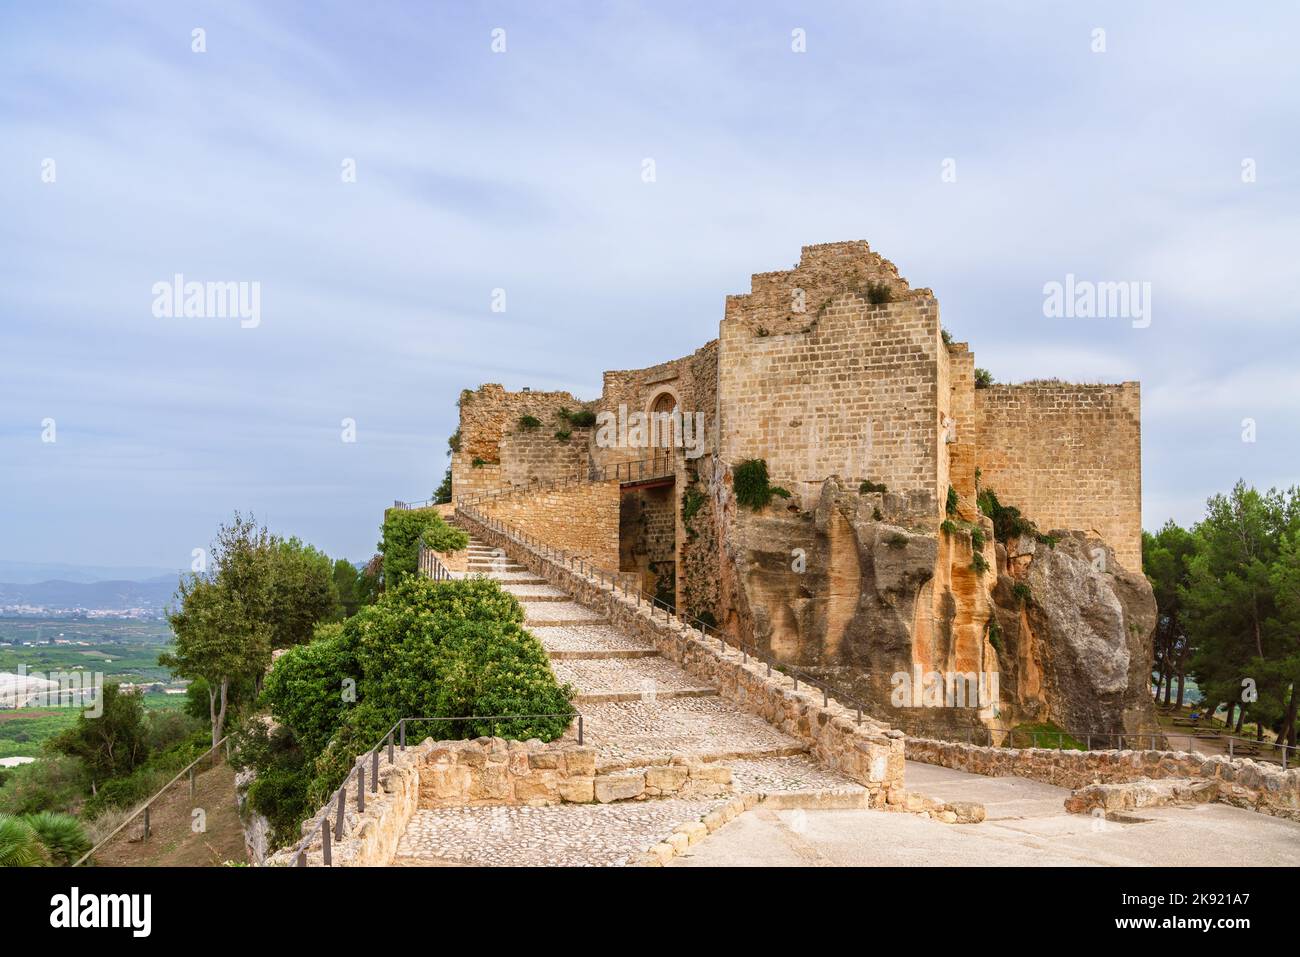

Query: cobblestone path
392;538;867;866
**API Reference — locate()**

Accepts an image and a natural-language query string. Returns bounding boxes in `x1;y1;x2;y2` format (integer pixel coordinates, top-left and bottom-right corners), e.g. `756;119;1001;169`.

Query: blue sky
2;1;1297;571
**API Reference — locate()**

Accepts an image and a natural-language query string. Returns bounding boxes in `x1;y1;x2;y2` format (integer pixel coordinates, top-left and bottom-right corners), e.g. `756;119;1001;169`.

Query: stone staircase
391;536;872;866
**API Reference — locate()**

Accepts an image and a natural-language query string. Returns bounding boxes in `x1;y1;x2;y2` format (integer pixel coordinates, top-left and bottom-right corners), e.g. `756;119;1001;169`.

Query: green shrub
940;519;958;536
447;429;461;455
859;480;888;494
733;459;789;511
970;528;986;551
865;281;893;304
471;457;486;468
22;811;90;866
1010;721;1085;751
987;620;1003;653
568;410;597;428
519;414;542;431
946;486;959;516
257;576;574;845
970;552;990;574
941;328;953;345
885;533;909;549
977;488;1059;547
974;368;994;389
1012;582;1033;603
554;429;572;442
0;756;88;816
872;507;883;521
379;509;468;588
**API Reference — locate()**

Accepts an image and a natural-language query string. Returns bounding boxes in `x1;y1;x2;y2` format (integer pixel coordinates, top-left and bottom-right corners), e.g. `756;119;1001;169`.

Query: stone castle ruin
450;241;1158;741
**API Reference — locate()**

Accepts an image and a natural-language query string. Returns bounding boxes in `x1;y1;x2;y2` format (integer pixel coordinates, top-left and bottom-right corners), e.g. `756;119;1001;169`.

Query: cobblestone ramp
392;535;868;865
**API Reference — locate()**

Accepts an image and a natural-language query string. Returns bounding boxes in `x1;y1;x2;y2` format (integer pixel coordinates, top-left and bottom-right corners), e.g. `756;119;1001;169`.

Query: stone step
524;602;607;627
472;571;548;584
577;697;810;772
393;800;730;867
500;584;570;602
531;624;659;660
727;756;871;808
553;657;717;705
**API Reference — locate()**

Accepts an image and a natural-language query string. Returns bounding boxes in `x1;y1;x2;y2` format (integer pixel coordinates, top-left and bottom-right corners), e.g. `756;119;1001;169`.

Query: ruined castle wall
500;427;591;488
975;382;1142;569
452;384;592;501
718;294;945;514
619;485;677;601
476;480;620;570
946;344;977;501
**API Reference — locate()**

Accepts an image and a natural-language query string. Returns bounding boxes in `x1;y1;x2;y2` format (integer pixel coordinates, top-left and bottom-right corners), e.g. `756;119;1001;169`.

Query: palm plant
23;812;91;866
0;814;48;867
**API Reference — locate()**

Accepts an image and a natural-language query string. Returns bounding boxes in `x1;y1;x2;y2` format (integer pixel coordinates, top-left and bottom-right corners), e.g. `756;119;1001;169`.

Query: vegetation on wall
859;480;888;494
557;408;596;428
519;414;542;431
732;459;791;511
974;368;994;389
976;488;1057;547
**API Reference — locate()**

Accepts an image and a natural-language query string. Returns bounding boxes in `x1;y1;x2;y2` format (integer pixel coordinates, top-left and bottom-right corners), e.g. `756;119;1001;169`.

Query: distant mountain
0;560;182;585
0;577;180;611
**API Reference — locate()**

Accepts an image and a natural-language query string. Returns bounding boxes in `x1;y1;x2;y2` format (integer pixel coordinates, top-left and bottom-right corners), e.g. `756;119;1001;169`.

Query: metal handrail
73;735;231;867
288;712;580;867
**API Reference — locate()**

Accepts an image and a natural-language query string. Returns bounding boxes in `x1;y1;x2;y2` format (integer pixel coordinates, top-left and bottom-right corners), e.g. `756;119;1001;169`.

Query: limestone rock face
992;531;1159;736
716;476;1158;740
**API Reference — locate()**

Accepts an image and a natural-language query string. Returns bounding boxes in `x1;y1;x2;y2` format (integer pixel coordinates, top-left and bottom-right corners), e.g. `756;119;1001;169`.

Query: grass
1009;721;1086;751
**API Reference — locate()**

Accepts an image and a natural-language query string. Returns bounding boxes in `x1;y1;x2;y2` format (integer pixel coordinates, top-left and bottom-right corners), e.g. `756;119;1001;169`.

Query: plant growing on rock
859;480;887;494
519;414;542;431
732;459;790;511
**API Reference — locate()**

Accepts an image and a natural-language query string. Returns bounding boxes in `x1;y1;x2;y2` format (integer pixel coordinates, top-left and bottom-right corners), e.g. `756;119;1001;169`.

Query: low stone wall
906;737;1300;821
457;508;907;804
267;741;429;867
418;737;729;807
475;479;621;570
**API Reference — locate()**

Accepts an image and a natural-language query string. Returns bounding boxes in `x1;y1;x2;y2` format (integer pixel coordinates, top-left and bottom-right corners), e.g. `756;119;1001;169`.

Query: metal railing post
400;719;406;750
357;766;365;812
388;732;395;764
335;787;346;839
321;817;332;866
142;805;150;840
578;714;584;745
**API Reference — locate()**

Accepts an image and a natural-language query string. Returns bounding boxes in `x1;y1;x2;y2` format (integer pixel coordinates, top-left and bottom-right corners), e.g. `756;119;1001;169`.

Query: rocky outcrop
713;472;1158;740
991;531;1160;736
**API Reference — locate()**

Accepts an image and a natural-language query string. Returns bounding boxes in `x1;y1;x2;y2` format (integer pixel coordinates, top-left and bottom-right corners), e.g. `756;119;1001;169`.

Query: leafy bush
519;414;542;430
447;430;461;455
970;552;990;574
977;488;1057;546
555;429;571;442
940;519;958;536
0;756;88;816
569;410;597;428
733;459;791;511
379;508;468;588
946;486;959;516
987;620;1003;653
1012;581;1033;603
941;328;953;345
865;281;893;304
471;457;486;467
22;811;90;865
254;576;574;847
974;368;994;389
859;480;888;494
970;528;986;551
885;533;910;549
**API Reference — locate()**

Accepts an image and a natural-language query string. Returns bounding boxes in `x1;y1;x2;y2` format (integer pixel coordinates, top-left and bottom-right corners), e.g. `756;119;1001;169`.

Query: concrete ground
669;761;1300;867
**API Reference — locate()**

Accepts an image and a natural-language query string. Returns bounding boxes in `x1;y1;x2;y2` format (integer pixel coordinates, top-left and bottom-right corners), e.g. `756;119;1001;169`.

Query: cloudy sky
2;1;1297;572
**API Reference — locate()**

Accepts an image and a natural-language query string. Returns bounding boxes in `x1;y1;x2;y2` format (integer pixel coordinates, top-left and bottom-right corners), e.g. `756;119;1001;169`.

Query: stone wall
718;293;945;514
500;425;591;487
619;484;677;601
452;383;594;502
477;478;621;570
975;382;1142;569
458;506;908;803
905;737;1300;821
